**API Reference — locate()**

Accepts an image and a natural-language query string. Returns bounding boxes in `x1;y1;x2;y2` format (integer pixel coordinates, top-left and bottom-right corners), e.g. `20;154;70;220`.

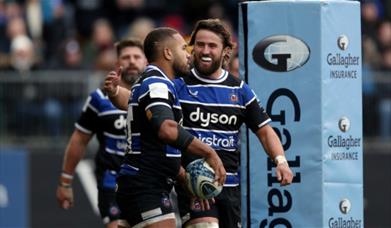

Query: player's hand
56;184;74;209
205;153;226;186
275;162;293;186
104;66;122;97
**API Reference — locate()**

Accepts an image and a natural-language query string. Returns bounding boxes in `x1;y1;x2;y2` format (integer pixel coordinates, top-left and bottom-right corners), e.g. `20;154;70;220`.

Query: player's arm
242;82;293;186
255;125;293;186
147;105;226;186
56;129;92;209
103;69;130;111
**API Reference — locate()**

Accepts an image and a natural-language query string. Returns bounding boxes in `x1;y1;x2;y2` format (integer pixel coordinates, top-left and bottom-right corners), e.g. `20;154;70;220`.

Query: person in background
56;38;147;228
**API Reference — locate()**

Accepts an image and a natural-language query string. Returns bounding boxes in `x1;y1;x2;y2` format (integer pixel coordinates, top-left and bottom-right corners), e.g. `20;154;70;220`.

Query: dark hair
143;27;179;62
115;38;144;57
189;19;235;49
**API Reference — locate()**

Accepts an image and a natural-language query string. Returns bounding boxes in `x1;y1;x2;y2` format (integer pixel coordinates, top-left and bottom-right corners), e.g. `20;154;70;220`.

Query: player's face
117;46;147;84
193;29;225;76
171;33;191;76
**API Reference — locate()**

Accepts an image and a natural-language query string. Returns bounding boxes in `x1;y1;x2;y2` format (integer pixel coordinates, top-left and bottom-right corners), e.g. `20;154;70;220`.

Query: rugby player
113;27;226;228
56;39;147;228
104;19;293;228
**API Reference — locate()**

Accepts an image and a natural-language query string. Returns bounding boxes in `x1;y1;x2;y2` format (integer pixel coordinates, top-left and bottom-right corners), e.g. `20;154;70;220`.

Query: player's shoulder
225;73;244;87
89;88;107;101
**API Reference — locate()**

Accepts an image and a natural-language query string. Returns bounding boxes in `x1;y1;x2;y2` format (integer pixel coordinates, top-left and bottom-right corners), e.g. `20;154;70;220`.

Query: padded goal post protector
239;1;363;227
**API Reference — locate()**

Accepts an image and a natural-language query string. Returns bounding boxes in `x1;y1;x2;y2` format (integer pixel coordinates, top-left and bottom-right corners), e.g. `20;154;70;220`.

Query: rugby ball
185;159;223;199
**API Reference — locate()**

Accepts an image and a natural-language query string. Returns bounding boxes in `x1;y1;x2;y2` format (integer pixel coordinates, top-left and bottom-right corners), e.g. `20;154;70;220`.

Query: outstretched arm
255;124;293;186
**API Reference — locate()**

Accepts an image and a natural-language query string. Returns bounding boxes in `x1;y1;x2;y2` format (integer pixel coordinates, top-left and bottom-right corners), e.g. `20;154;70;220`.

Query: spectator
9;35;37;74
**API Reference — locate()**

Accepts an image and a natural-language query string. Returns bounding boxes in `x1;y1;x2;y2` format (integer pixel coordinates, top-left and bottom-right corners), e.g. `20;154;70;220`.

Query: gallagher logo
252;35;310;72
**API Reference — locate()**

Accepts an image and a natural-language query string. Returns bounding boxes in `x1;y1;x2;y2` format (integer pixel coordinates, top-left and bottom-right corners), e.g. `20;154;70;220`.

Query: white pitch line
76;159;99;215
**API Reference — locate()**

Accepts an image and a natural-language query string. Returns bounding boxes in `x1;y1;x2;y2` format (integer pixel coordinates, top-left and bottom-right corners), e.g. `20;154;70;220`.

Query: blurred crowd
0;0;390;139
361;0;391;138
0;0;238;73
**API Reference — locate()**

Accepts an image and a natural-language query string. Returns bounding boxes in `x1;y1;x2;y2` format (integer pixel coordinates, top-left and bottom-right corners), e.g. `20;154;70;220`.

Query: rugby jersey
174;68;271;176
76;88;127;181
119;65;183;183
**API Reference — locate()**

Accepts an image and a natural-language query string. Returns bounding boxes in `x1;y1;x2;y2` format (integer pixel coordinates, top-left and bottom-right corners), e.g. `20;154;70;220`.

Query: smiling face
192;29;227;77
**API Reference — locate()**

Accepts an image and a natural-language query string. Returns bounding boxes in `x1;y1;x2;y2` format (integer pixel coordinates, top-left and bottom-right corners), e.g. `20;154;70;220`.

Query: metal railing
0;69;389;151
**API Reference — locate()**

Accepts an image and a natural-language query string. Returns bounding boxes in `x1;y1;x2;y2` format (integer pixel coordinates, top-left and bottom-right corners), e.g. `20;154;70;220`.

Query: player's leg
216;186;241;228
117;181;177;228
175;184;219;228
97;187;121;228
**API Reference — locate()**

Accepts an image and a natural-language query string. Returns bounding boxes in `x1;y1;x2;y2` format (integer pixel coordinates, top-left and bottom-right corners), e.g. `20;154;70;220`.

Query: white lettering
114;115;127;129
190;107;237;127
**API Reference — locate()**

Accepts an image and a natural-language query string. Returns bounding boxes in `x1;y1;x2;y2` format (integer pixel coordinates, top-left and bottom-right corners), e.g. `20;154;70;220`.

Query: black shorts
176;185;241;228
97;170;121;224
98;188;121;224
116;176;176;227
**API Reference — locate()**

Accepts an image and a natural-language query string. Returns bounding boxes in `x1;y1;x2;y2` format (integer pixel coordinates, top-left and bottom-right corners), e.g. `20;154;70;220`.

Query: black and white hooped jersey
119;65;183;182
174;68;271;174
76;88;127;175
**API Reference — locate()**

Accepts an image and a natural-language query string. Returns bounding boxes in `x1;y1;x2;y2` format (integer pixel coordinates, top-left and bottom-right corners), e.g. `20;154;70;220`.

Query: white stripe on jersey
87;103;99;113
98;110;127;116
82;96;92;112
179;99;246;109
131;133;140;136
173;104;182;110
105;147;125;156
127;151;141;155
145;65;174;86
191;68;228;84
245;96;257;107
96;88;105;98
183;126;239;134
166;154;182;157
186;83;242;90
103;131;126;139
75;123;92;134
145;102;172;111
258;118;271;128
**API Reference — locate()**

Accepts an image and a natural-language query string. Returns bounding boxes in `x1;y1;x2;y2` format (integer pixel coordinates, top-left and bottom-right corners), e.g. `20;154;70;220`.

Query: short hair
143;27;179;62
189;19;235;49
115;38;144;57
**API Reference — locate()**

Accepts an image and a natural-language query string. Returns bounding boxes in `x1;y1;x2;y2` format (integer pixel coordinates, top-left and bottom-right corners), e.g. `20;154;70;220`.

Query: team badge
190;199;202;212
109;205;120;216
230;93;238;102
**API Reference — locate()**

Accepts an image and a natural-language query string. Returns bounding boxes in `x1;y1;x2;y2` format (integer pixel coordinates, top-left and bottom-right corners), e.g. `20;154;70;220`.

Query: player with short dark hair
56;38;147;228
114;27;226;228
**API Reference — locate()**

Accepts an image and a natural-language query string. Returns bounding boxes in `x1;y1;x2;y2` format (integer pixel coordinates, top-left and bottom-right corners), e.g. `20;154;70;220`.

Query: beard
194;54;222;76
173;59;190;77
121;66;141;85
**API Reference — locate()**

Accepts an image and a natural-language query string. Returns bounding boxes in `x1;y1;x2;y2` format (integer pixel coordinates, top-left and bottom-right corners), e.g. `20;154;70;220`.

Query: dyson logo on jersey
197;134;235;149
190;107;237;127
114;115;126;129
